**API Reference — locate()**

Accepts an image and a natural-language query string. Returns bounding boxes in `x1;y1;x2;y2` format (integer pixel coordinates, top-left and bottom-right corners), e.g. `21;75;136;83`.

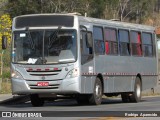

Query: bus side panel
114;76;134;92
81;76;96;93
81;60;95;94
94;55;157;93
104;76;134;93
104;77;114;93
142;76;157;91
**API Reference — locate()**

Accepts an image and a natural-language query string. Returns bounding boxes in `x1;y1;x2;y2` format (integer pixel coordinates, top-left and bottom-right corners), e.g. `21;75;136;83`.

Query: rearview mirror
2;36;7;49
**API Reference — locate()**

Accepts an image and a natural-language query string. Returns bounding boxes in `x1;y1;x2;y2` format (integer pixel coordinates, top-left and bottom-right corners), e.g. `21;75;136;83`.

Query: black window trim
152;33;156;57
130;30;143;57
142;32;154;57
93;26;105;55
118;29;131;56
104;27;118;56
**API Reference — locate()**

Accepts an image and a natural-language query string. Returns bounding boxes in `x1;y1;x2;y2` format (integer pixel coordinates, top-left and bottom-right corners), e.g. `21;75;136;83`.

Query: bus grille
26;68;62;76
29;84;60;89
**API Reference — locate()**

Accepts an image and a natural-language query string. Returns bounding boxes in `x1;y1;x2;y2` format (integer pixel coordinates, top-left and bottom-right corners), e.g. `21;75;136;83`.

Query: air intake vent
26;68;62;76
29;84;59;89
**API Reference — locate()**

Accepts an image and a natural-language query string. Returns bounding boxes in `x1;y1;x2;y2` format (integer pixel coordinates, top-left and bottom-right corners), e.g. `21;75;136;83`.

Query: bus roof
14;13;155;32
77;15;155;32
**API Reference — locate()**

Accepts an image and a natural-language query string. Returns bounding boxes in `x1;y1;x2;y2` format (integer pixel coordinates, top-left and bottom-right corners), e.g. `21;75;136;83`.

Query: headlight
11;69;23;79
66;68;79;78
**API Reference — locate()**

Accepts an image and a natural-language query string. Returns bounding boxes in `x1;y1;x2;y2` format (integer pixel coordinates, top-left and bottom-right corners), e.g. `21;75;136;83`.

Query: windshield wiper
48;26;62;48
26;27;35;49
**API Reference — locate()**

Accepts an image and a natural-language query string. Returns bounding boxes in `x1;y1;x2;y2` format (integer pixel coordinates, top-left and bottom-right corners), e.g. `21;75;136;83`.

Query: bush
2;71;10;78
0;47;11;79
0;79;11;94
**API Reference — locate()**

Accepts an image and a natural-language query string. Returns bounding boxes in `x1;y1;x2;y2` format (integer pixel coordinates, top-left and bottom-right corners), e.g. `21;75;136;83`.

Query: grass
142;92;160;96
0;79;12;94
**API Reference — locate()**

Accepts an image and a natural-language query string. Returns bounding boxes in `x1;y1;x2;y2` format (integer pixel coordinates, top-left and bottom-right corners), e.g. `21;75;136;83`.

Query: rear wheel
121;93;130;103
30;94;44;107
130;77;142;102
89;77;102;105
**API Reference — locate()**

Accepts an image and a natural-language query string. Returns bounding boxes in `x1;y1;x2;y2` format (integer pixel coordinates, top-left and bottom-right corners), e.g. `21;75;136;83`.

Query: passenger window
142;33;153;57
105;28;118;55
119;30;130;56
93;26;105;55
130;31;142;56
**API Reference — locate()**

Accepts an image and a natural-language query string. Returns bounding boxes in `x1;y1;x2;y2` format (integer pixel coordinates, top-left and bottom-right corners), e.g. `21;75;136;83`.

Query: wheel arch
136;73;142;90
97;73;104;93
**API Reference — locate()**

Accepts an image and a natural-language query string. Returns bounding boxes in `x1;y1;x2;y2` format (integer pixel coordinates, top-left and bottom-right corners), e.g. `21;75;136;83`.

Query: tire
76;95;89;105
121;93;130;103
30;94;44;107
89;77;102;105
130;77;142;102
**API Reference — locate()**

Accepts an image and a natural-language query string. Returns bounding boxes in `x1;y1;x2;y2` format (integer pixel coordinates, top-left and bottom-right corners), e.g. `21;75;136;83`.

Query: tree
6;0;107;18
5;0;160;25
90;0;107;18
103;0;157;23
7;0;41;17
0;14;12;49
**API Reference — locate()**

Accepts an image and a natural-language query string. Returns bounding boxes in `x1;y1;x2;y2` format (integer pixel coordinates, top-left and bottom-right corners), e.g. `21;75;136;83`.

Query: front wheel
121;93;130;103
30;94;44;107
76;95;89;105
130;77;142;102
89;77;102;105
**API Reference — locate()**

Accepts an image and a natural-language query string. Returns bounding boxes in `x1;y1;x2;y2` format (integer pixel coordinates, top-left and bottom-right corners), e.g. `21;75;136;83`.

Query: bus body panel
79;17;157;95
11;13;158;97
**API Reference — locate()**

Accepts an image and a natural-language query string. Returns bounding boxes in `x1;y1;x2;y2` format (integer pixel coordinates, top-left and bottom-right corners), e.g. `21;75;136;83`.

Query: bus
2;13;158;106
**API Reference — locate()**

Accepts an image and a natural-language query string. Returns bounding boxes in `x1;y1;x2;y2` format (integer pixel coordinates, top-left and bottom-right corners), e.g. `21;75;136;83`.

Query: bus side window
80;31;86;54
119;30;130;56
93;26;105;55
142;32;153;57
130;31;142;56
81;31;93;64
86;32;93;54
104;28;118;55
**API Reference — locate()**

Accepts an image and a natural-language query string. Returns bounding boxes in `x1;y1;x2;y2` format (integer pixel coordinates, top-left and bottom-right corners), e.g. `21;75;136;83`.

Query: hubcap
136;84;141;98
95;83;101;100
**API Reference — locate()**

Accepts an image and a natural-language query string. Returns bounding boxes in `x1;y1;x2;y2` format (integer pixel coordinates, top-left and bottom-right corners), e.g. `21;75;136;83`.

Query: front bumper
11;77;81;95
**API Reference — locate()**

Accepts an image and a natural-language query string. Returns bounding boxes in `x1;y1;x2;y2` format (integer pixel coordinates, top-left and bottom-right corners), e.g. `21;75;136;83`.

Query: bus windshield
12;29;77;64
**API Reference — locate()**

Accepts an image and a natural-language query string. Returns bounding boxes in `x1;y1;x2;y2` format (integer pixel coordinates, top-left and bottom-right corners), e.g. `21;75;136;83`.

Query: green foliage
0;79;11;94
0;14;12;48
90;0;107;18
6;0;159;23
1;71;10;78
7;0;95;17
7;0;41;17
3;47;11;67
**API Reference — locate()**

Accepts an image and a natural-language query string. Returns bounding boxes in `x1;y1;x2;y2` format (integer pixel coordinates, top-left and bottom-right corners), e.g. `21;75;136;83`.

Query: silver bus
2;13;158;106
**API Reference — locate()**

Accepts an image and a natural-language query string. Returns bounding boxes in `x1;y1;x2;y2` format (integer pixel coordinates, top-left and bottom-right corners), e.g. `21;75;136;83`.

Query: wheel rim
136;84;141;98
95;82;102;100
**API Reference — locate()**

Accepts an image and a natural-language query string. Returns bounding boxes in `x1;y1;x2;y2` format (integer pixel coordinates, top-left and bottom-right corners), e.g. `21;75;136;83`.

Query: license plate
37;82;49;86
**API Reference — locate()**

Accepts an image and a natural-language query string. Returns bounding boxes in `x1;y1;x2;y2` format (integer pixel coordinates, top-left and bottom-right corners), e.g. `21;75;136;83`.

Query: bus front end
11;14;81;97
